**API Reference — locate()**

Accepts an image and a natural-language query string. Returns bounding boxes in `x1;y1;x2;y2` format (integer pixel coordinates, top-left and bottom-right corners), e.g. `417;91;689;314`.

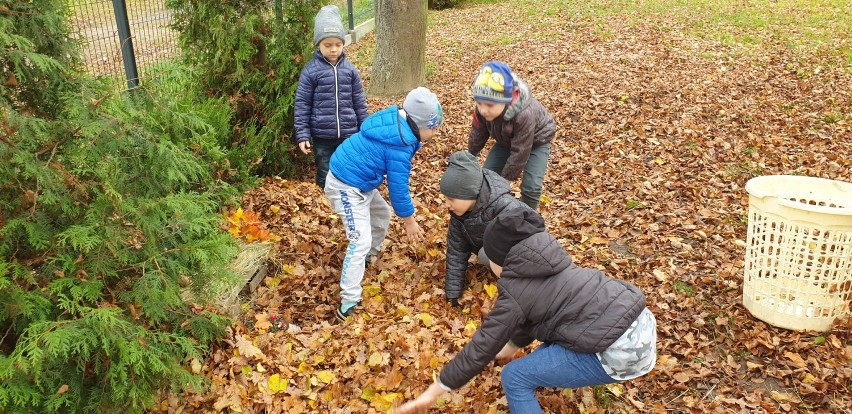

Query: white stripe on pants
324;172;391;306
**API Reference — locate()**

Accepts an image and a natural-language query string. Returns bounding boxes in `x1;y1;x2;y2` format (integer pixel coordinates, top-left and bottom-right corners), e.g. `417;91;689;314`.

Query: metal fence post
112;0;140;90
347;0;354;31
274;0;283;23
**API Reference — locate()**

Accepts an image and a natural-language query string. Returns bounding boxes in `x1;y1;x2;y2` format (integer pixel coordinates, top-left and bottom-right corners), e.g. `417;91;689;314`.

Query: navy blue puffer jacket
295;50;368;142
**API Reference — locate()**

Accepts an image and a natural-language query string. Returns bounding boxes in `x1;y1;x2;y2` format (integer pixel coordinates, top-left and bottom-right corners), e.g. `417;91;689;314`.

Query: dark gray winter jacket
439;231;646;390
444;169;529;299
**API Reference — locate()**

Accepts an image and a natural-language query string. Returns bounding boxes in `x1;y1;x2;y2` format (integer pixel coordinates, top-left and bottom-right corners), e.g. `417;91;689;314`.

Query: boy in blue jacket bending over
325;87;443;322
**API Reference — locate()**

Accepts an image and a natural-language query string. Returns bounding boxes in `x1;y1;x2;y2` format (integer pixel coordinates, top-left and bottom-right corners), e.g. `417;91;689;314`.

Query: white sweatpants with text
324;172;391;306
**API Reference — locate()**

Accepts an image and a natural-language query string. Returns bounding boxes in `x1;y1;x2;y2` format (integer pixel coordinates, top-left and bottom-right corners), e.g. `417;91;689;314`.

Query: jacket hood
503;76;532;121
360;106;419;147
501;231;573;279
474;169;512;212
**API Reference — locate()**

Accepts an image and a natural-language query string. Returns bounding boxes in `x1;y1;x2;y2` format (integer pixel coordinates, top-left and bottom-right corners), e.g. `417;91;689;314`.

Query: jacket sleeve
294;68;314;143
467;107;490;156
439;294;524;389
351;69;369;126
445;217;472;299
500;110;536;181
386;150;416;218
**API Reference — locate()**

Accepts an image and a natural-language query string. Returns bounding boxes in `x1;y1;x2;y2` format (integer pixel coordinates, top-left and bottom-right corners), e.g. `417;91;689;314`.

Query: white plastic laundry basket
743;175;852;331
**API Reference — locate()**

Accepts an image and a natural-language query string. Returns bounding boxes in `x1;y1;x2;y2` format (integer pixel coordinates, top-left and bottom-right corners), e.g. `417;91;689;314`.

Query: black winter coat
439;231;646;390
444;169;529;299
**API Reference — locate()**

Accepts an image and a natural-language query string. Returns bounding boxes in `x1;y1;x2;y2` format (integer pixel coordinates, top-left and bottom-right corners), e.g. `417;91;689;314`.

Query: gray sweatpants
324;172;391;307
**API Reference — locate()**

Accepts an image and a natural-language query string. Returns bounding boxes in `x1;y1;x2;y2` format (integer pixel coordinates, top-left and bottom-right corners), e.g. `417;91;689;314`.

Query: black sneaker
334;303;360;322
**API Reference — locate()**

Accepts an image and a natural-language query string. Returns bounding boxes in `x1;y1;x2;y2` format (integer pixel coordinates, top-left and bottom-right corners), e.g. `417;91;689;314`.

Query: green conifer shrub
1;1;239;412
167;0;325;178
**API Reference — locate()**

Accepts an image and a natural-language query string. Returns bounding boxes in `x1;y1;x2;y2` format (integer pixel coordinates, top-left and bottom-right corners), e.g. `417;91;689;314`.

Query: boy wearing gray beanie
439;150;534;307
295;5;368;188
325;87;443;322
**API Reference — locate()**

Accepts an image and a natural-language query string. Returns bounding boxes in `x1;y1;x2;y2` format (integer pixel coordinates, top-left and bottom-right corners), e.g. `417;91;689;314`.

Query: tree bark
370;0;426;97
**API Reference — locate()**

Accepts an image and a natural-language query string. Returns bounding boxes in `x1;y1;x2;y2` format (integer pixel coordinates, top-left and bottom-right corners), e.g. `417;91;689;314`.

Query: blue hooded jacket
329;106;422;218
295;50;368;142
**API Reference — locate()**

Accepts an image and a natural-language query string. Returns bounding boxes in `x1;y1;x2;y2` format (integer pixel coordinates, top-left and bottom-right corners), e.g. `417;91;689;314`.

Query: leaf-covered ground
155;1;851;413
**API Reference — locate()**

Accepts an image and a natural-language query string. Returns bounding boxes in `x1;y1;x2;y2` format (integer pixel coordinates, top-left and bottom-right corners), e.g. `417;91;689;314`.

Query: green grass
673;281;696;297
333;0;374;27
467;0;850;62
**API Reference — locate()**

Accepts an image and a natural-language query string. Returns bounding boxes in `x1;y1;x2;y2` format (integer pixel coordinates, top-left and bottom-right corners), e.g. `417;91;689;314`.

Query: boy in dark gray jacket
395;208;657;414
439;150;533;307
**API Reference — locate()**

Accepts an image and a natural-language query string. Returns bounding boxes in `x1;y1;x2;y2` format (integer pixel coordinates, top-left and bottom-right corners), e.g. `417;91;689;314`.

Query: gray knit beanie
313;5;346;46
403;87;444;130
440;151;483;200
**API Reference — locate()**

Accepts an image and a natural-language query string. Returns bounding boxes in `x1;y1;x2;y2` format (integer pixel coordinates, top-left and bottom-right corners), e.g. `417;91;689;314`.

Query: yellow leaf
360;386;377;401
268;374;288;394
802;373;817;384
464;320;478;336
654;157;665;166
483;283;498;299
371;392;403;411
540;195;552;204
415;313;433;327
589;237;608;245
234;208;244;219
605;383;623;397
241;365;252;376
382;392;402;403
269;204;280;214
265;277;280;288
316;370;335;384
427;248;439;257
368;352;384;367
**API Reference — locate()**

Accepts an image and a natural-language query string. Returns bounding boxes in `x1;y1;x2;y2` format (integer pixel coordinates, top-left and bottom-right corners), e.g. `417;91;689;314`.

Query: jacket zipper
333;61;340;139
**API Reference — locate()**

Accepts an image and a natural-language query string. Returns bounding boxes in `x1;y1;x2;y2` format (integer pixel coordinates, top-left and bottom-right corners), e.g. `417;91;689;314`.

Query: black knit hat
440;151;483;200
484;207;546;267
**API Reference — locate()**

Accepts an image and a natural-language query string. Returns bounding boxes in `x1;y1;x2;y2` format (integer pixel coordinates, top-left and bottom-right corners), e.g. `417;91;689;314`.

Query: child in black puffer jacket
439;150;534;307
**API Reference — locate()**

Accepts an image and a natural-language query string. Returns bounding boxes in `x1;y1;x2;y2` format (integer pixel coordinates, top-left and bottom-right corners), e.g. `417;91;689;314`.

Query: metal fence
69;0;177;89
69;0;374;90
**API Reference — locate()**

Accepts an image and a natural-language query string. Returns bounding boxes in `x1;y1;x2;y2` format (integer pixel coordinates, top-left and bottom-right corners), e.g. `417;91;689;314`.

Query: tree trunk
370;0;426;97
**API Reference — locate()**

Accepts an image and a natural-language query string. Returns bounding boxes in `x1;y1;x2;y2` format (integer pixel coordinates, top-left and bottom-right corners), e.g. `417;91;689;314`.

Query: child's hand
298;141;311;154
403;216;424;243
495;342;520;365
393;383;445;414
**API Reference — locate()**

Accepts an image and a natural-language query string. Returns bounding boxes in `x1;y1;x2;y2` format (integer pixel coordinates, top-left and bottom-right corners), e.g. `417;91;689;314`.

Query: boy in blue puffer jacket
325;87;443;322
295;5;368;188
